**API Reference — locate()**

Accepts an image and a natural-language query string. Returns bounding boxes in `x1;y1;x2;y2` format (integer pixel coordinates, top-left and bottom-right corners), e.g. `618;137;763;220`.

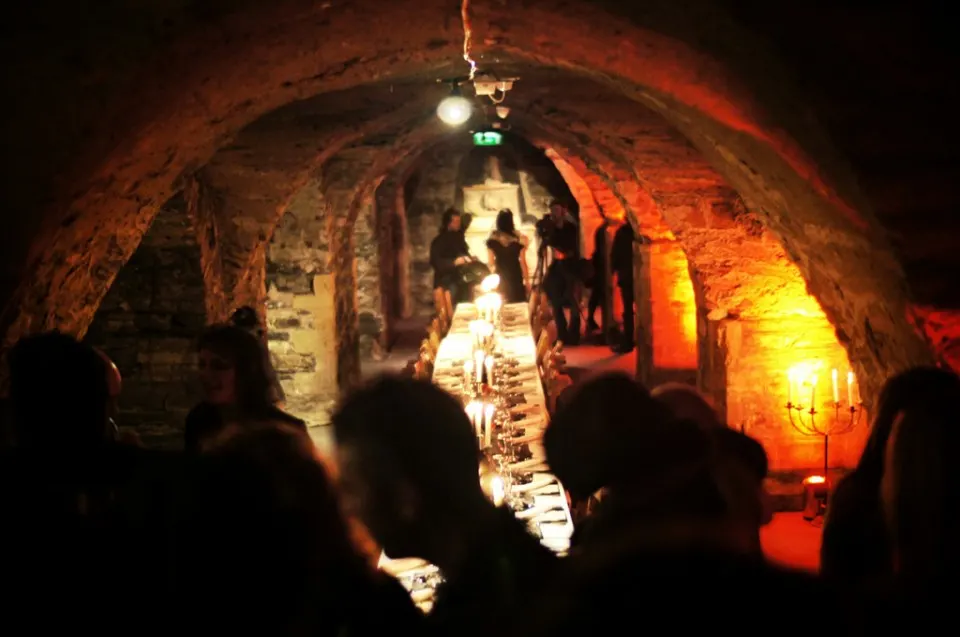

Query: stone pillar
184;177;230;323
697;318;736;426
635;239;699;387
394;184;413;319
354;197;384;360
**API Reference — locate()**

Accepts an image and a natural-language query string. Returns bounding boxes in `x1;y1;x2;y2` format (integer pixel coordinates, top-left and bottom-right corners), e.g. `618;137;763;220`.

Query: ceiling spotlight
495;105;510;119
437;84;473;126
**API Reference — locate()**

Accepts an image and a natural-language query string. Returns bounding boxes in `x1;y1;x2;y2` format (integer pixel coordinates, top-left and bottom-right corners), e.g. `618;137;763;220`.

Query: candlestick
484;355;494;386
474;350;484;384
831;369;839;404
847;371;854;406
483;403;495;448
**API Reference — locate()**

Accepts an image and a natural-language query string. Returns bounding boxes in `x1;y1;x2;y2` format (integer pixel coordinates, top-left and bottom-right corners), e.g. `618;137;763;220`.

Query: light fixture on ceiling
437;83;473;126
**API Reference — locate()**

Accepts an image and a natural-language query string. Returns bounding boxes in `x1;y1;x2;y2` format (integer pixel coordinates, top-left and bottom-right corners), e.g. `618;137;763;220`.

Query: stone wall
705;317;870;473
86;196;206;448
265;180;338;426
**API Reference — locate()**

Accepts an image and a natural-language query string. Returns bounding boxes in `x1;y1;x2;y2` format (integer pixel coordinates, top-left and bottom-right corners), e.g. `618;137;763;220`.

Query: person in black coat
429;208;473;304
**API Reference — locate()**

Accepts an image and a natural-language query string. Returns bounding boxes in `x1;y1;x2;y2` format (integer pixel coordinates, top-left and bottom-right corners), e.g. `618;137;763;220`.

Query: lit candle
491;475;505;507
831;369;839;405
484;355;494;384
810;374;818;409
467;401;482;439
464;359;473;387
847;371;854;406
474;350;484;383
787;370;794;405
483;403;495;448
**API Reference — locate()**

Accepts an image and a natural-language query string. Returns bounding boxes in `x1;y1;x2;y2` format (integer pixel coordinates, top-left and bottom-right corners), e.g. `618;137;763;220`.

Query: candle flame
491;475;505;506
480;274;501;293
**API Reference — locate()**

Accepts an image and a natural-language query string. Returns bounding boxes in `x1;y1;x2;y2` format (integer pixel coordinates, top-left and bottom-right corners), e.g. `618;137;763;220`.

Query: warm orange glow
649;241;698;370
803;475;826;485
726;320;870;471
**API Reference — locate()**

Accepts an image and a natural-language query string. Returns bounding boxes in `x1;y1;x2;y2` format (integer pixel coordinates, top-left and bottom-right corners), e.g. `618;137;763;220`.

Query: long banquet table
379;301;575;612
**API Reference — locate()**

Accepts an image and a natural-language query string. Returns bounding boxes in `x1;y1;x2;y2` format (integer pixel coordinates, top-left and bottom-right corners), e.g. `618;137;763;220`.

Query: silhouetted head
8;331;110;449
197;325;276;412
180;423;367;634
496;209;517;234
331;374;486;559
545;372;676;500
229;306;263;338
92;347;123;401
549;200;569;223
652;383;723;430
881;400;960;587
858;366;960;484
441;207;462;232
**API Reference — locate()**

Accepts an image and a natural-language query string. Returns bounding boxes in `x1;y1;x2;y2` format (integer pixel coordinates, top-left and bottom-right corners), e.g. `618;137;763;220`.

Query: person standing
486;209;530;303
587;217;616;340
610;220;636;353
429;208;473;304
539;201;582;345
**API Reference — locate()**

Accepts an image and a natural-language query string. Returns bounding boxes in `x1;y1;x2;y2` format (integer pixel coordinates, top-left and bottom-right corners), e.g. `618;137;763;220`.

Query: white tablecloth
380;302;574;611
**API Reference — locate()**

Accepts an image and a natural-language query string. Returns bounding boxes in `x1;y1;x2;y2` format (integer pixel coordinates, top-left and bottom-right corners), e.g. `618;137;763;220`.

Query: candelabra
785;366;864;480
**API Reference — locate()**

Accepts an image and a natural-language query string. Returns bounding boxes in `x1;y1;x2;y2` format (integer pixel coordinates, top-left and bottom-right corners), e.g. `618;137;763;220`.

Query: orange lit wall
720;311;870;472
648;241;698;370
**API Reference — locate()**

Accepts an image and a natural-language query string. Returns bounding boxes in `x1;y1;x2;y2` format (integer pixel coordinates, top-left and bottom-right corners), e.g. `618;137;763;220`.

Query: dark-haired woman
184;325;305;453
486;209;530;303
429;208;473;304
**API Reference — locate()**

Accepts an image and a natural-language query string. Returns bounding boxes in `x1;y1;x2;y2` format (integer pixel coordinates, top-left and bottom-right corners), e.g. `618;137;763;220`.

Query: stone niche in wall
405;137;573;316
86;195;207;448
702;316;870;476
266;183;338;427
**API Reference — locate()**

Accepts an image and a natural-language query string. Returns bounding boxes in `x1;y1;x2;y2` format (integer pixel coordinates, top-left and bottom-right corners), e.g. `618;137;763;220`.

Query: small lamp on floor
802;475;829;521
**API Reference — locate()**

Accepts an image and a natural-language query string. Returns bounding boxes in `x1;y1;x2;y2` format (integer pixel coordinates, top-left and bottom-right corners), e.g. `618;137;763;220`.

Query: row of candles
787;366;862;408
475;290;503;324
464;354;495;388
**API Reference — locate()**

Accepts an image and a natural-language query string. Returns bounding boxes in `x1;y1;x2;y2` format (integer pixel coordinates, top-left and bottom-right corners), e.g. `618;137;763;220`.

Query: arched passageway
5;1;958;472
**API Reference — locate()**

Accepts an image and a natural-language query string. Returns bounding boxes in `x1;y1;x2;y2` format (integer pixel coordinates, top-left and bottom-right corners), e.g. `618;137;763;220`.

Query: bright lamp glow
437;95;473;126
480;274;500;292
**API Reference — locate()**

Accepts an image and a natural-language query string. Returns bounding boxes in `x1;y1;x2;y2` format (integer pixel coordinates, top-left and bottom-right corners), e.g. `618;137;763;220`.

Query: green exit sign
473;131;503;146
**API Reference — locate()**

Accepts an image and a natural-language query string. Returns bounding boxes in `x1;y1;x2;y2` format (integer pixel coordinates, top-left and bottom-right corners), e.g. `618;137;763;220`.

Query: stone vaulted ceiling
1;0;958;399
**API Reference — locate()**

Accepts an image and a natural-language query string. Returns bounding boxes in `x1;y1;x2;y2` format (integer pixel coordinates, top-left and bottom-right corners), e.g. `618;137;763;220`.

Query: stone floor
760;512;822;572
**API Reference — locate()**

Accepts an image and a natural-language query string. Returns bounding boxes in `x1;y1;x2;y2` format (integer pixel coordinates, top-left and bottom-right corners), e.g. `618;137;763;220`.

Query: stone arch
4;0;927;392
85;195;206;447
511;112;870;471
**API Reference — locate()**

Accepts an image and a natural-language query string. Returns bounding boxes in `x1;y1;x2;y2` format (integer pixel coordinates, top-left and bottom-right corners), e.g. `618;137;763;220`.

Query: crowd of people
1;306;957;633
429;201;636;354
